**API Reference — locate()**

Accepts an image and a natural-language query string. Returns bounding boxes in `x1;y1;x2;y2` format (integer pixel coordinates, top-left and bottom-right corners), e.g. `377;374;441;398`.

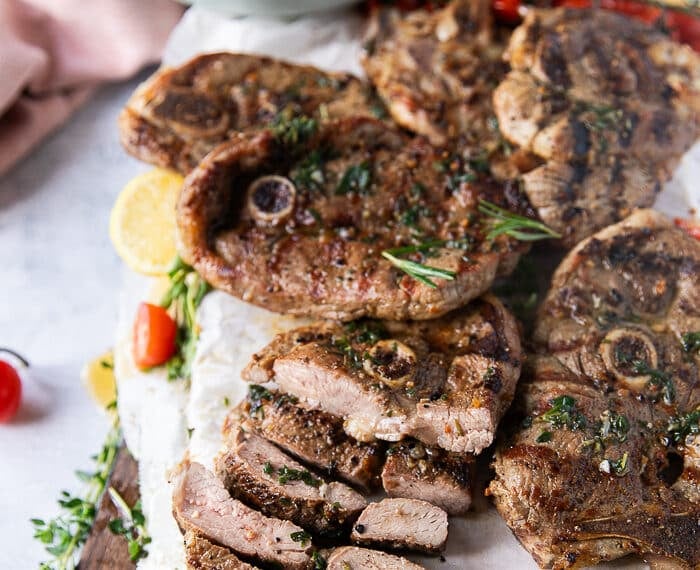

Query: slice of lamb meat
215;428;367;537
183;531;260;570
243;294;522;454
326;546;425;569
119;52;384;173
382;439;473;515
171;461;311;570
490;210;700;569
177;116;526;321
227;385;384;492
493;8;700;246
350;498;448;554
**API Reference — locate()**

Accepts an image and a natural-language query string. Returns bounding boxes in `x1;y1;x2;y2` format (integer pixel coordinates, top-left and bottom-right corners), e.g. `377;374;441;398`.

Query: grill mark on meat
491;210;700;569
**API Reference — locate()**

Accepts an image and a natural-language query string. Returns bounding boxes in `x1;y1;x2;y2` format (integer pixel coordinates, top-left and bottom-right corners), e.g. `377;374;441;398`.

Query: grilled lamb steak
362;0;506;148
215;428;367;537
490;210;700;569
228;386;384;492
350;498;448;554
177;116;525;321
326;546;425;569
243;294;522;454
382;439;473;515
493;8;700;246
172;461;311;570
183;531;259;570
119;52;382;173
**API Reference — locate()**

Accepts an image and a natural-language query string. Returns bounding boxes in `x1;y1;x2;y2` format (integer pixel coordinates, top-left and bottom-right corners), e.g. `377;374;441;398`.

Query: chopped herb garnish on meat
271;113;318;146
160;256;211;381
291;150;325;192
277;465;321;488
667;407;700;444
536;430;553;443
479;200;561;241
600;452;629;476
263;461;274;475
381;251;456;289
681;332;700;353
107;488;151;563
345;320;389;345
290;530;313;546
335;162;372;195
632;360;676;405
311;550;327;569
400;204;433;229
330;336;364;369
248;384;274;418
538;395;587;431
583;410;630;452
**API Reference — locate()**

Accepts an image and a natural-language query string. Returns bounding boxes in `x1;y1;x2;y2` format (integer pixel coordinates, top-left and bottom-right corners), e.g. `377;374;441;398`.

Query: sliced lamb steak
216;428;367;537
382;439;473;515
243;294;522;454
490;210;700;569
183;531;259;570
119;52;383;173
493;8;700;246
227;385;384;492
350;498;448;554
177;117;526;321
172;461;311;570
326;546;425;569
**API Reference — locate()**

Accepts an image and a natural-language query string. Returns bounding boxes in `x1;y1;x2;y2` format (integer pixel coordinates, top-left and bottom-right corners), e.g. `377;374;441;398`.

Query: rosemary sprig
107;488;151;563
382;250;456;289
32;414;122;570
478;200;561;241
160;256;211;381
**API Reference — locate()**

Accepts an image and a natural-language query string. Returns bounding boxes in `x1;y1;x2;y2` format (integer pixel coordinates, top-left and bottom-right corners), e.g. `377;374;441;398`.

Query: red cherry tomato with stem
0;348;28;423
132;302;178;369
493;0;522;23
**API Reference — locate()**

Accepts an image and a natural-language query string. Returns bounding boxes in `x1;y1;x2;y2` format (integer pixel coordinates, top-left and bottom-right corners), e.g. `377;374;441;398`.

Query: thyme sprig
32;413;122;570
478;200;561;242
160;256;211;381
382;250;456;289
107;488;151;563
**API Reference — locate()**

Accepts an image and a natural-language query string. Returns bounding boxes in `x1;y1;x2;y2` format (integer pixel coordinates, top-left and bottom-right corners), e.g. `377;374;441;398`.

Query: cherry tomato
493;0;522;23
674;217;700;240
0;360;22;423
554;0;663;23
132;302;177;369
666;13;700;52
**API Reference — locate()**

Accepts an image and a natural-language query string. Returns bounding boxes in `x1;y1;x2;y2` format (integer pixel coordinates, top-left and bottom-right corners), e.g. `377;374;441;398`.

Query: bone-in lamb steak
243;294;521;454
177;116;526;320
119;53;383;173
382;439;473;515
215;428;367;537
493;9;700;246
490;210;700;568
327;546;426;569
350;498;448;554
172;461;312;570
228;385;384;492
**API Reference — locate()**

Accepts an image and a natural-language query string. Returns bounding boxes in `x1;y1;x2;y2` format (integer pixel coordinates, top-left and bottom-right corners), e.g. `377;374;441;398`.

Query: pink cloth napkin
0;0;184;176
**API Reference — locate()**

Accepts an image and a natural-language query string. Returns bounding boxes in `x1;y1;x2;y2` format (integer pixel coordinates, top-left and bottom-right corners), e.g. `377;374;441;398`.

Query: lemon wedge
109;168;184;275
82;351;117;410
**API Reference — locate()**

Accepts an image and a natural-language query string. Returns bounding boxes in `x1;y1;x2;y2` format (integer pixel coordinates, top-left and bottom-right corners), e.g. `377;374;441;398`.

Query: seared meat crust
243;294;522;454
119;52;382;173
494;8;700;246
491;210;700;569
177;117;524;321
183;531;259;570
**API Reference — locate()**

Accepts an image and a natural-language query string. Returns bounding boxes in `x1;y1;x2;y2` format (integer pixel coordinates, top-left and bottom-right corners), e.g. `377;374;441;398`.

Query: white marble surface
0;73;153;569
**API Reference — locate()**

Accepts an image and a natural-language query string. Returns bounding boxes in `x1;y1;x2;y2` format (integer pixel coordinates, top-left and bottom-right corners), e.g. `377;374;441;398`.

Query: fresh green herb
222;396;230;407
99;360;113;370
335;162;372;195
160;256;211;381
291;150;325;192
667;407;700;444
33;414;124;570
583;410;630;452
600;452;629;476
478;200;561;242
681;332;700;354
311;551;327;569
277;466;321;488
538;395;587;431
632;360;675;405
263;461;274;475
107;488;151;563
290;530;313;546
248;384;273;418
381;251;456;289
536;430;553;443
271;113;318;146
329;336;363;369
344;320;389;346
400;204;433;229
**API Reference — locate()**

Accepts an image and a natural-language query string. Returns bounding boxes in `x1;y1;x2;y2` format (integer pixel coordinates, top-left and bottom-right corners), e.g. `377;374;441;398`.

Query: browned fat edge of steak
119;52;382;173
177;116;525;321
242;294;522;454
216;429;367;537
382;439;473;515
172;461;312;570
351;498;449;555
231;386;384;492
327;546;426;570
183;531;260;570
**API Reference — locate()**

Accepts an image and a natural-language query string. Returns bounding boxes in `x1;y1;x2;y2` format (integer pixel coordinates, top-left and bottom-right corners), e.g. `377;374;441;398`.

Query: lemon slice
82;351;117;410
109;168;184;275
